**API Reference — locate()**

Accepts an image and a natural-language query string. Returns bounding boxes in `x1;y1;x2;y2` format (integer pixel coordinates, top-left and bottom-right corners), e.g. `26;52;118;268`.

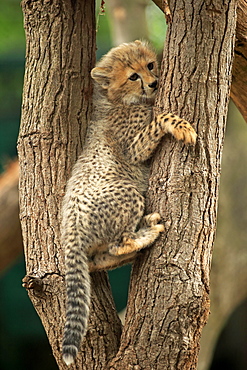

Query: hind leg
89;251;137;272
109;213;164;256
139;212;162;228
88;213;164;271
89;213;164;271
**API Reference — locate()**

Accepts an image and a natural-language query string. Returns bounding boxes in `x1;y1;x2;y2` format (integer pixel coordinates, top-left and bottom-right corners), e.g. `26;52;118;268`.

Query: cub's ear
91;67;110;89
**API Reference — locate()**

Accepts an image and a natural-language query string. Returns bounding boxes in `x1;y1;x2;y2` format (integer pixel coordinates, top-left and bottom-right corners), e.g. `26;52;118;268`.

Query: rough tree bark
109;0;237;368
231;0;247;123
18;0;237;369
18;1;121;369
153;0;247;123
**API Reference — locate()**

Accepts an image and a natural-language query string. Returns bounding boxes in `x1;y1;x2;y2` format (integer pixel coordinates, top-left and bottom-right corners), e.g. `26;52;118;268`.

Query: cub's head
91;40;158;105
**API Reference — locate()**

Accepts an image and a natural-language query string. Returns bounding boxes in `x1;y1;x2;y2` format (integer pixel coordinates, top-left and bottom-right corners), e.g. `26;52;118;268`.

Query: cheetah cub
62;40;197;365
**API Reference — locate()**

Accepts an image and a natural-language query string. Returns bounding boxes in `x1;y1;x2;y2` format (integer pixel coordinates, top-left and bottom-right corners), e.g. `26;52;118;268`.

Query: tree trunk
109;1;237;368
18;1;121;369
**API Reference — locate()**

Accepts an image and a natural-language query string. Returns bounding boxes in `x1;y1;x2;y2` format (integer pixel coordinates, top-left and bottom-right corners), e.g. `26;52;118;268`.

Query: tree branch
231;0;247;123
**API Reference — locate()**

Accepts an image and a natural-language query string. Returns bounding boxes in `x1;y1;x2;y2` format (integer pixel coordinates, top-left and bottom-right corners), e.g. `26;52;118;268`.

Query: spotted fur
62;40;197;365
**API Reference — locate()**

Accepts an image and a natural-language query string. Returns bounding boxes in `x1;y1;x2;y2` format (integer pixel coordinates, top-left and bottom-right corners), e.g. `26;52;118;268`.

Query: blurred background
0;0;246;369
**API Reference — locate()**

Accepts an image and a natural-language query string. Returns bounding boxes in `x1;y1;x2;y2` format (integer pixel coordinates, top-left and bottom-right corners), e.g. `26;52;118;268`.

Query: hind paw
142;212;162;227
109;237;138;256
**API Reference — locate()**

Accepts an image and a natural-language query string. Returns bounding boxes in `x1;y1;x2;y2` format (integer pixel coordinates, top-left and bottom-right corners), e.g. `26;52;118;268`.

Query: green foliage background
0;0;25;171
0;0;25;56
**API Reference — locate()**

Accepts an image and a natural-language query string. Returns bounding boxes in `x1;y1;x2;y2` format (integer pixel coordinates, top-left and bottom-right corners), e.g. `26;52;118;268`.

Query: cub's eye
129;73;139;81
147;62;154;70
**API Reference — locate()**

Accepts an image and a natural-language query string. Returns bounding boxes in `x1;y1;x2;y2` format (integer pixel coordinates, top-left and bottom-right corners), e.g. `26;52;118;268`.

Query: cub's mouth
143;87;158;98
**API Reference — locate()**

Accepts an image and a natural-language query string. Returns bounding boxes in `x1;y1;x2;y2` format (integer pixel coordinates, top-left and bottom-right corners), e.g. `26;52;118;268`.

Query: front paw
171;120;197;144
159;113;197;144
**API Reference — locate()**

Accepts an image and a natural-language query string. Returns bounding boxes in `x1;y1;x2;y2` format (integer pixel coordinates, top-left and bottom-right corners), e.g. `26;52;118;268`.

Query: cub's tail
62;232;91;366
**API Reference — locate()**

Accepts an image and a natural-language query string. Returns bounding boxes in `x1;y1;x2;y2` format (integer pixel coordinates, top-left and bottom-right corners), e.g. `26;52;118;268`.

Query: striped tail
62;233;91;366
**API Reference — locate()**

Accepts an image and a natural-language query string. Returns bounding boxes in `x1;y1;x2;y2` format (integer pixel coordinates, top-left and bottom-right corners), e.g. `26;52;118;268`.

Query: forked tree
18;0;237;369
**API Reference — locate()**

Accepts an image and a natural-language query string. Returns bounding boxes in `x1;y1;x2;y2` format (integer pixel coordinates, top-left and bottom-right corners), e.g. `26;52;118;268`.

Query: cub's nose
148;80;158;89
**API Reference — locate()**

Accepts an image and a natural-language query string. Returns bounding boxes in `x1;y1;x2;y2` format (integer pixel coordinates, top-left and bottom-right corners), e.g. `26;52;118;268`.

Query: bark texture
153;0;247;123
231;0;247;122
109;0;237;368
18;0;121;368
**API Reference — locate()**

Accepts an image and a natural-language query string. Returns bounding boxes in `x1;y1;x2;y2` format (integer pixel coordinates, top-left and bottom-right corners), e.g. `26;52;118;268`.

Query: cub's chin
144;96;156;105
122;94;156;105
140;94;156;105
